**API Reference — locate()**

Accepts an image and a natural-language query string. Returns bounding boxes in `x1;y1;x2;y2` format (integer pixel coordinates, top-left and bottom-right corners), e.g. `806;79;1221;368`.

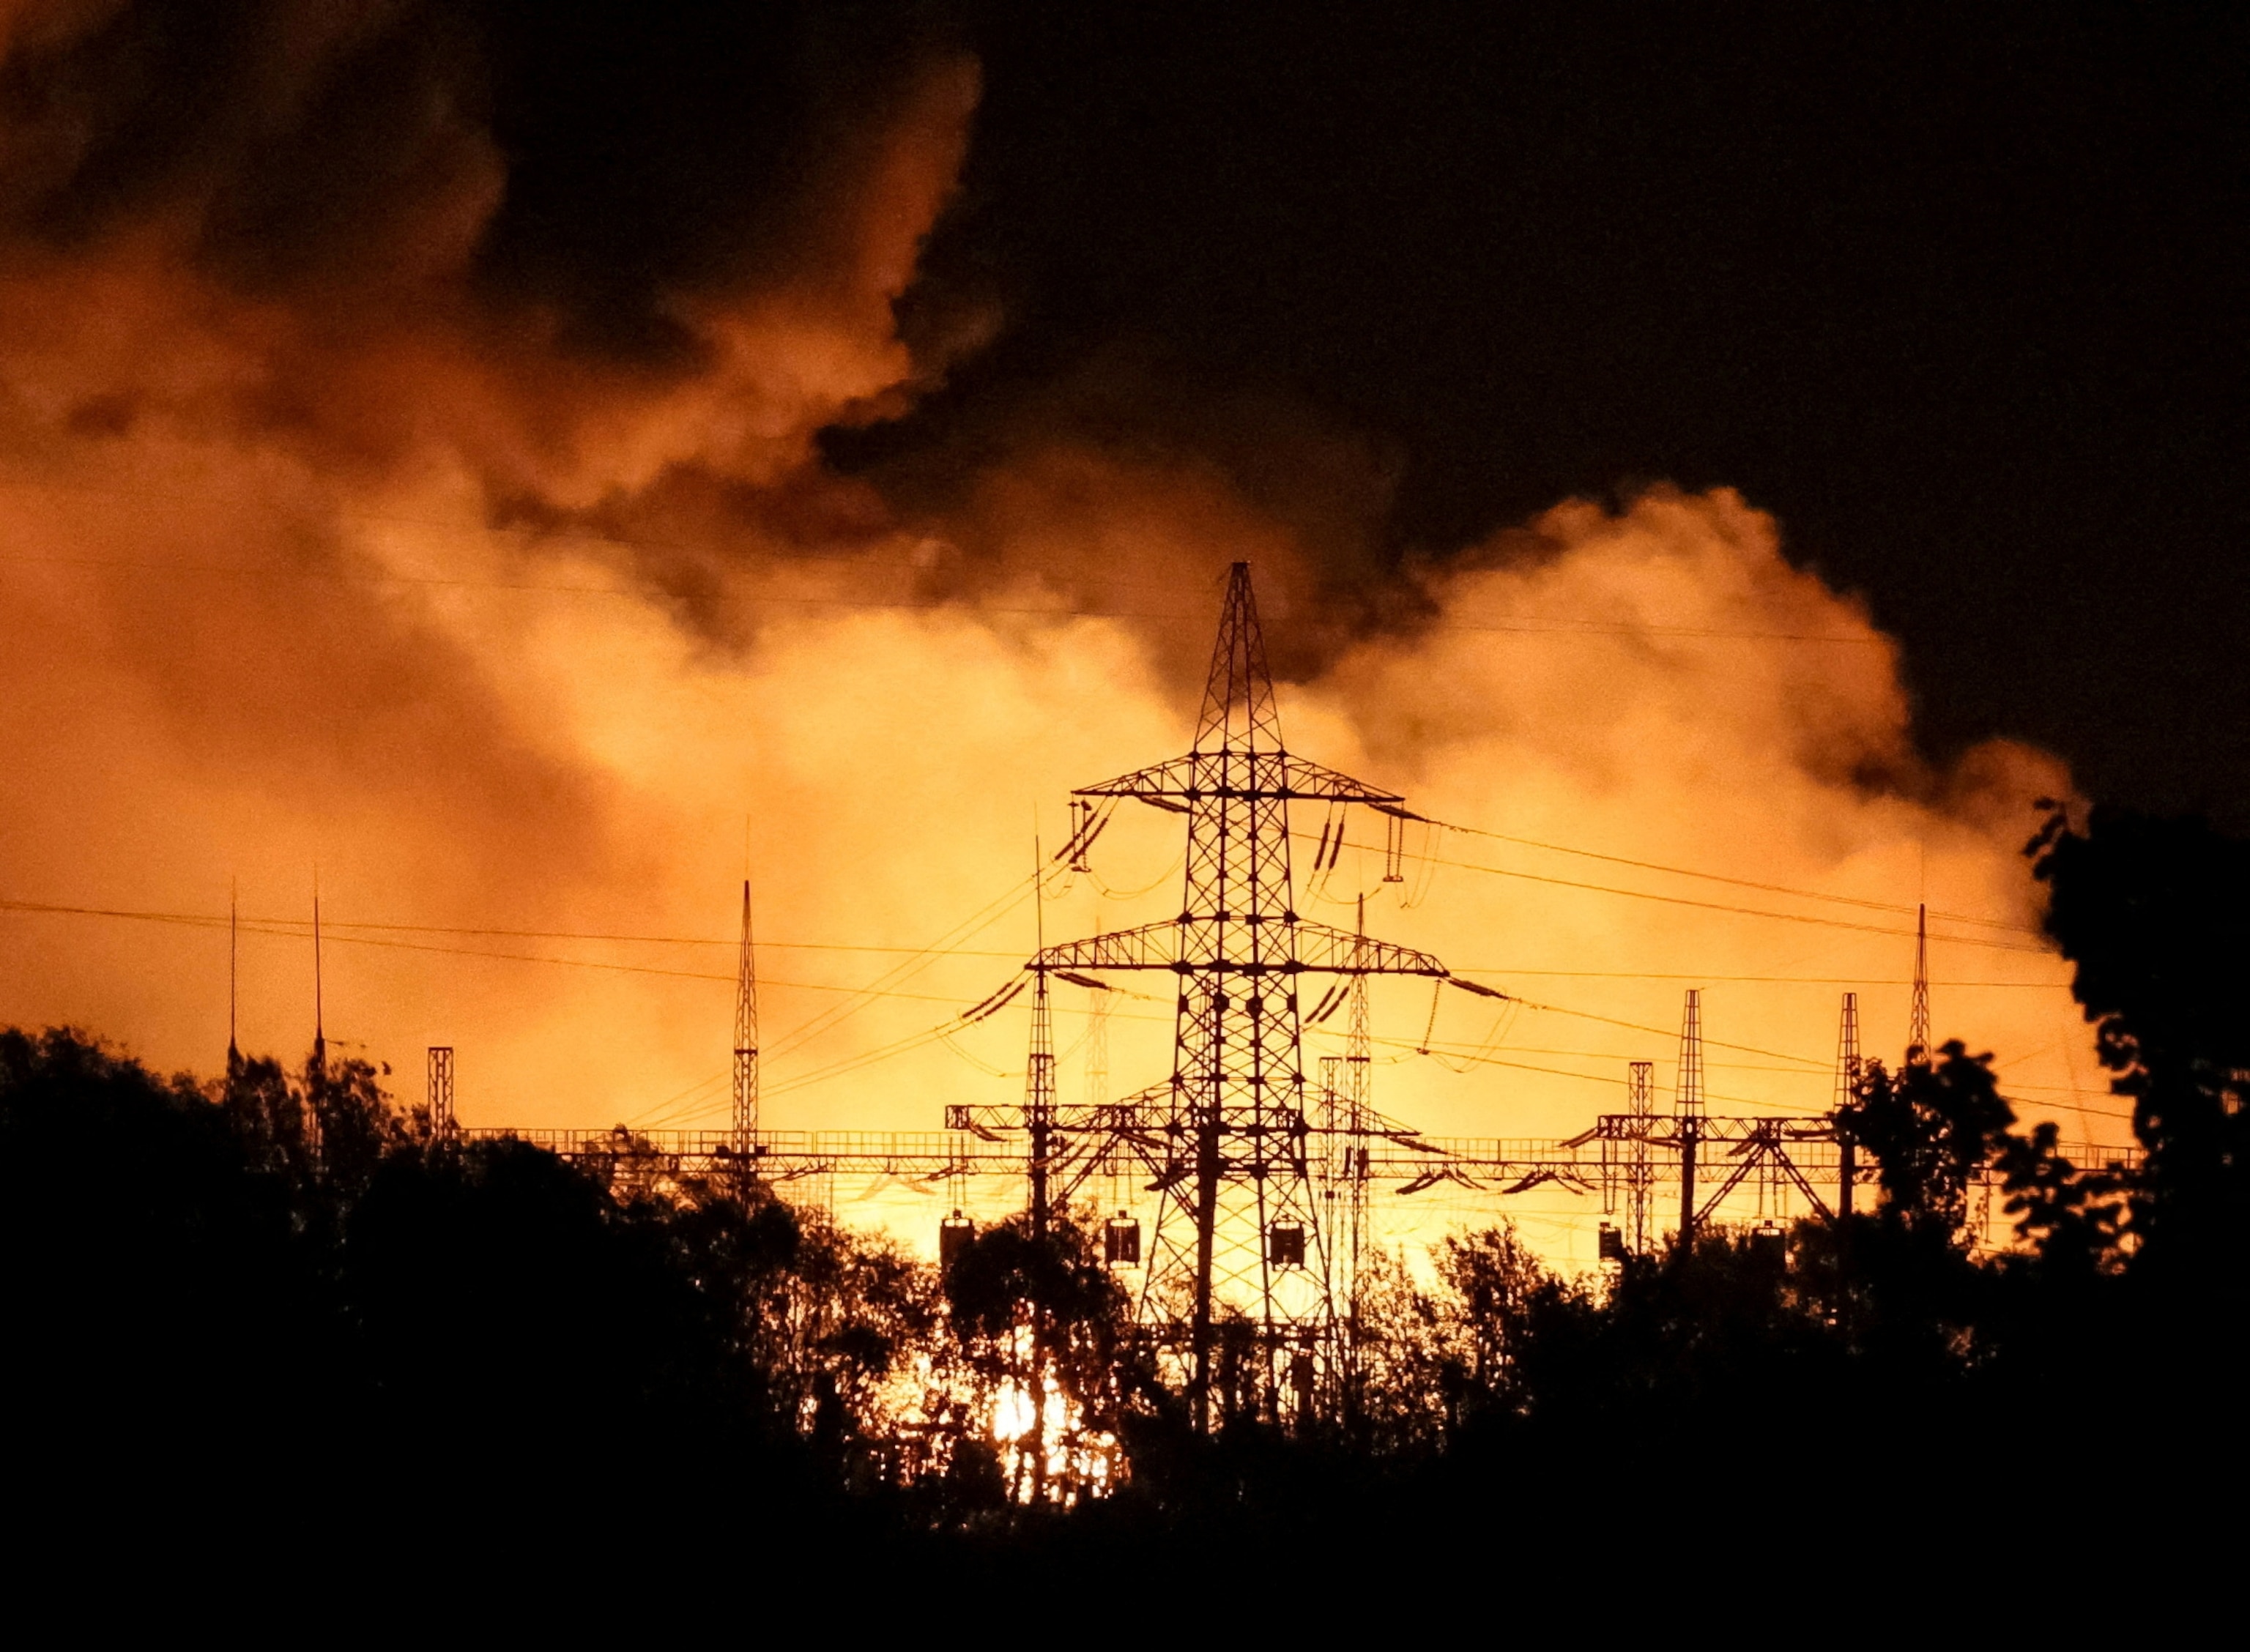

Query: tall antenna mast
311;873;325;1077
732;878;760;1197
306;872;325;1166
1906;904;1931;1068
228;877;240;1069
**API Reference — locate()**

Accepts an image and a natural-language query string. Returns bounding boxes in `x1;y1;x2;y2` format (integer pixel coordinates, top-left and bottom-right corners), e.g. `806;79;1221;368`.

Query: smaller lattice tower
1024;964;1057;1234
1675;989;1705;1118
1835;989;1864;1218
428;1046;455;1140
1674;989;1706;1244
306;879;326;1163
1905;903;1932;1068
1835;991;1861;1109
227;879;241;1072
1625;1058;1655;1252
732;880;760;1193
311;882;326;1078
1022;841;1060;1233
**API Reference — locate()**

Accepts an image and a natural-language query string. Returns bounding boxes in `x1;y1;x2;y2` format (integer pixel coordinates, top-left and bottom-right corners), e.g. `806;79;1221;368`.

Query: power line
1430;819;2043;934
1450;970;2069;987
1494;993;1828;1069
0;895;1002;1004
6;889;2075;991
1307;829;2054;953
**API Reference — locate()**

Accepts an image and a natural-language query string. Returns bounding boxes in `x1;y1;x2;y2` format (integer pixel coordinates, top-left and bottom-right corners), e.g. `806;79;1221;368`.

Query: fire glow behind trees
0;4;2220;1274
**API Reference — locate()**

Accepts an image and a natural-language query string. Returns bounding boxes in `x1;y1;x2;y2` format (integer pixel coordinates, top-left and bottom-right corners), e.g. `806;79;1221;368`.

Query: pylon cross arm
1290;920;1447;977
1069;751;1404;806
946;1097;1164;1134
1032;921;1181;971
1027;918;1445;979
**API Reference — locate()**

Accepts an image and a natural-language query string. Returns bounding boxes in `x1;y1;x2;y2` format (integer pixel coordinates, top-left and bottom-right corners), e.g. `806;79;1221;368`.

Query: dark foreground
4;808;2242;1607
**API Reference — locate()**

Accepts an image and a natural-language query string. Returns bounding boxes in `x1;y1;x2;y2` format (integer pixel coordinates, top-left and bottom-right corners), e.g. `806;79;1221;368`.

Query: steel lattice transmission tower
1834;990;1862;1109
427;1046;455;1141
1623;1058;1655;1253
1905;902;1932;1068
1024;952;1058;1237
732;879;761;1197
1032;563;1448;1429
1834;990;1862;1218
1674;988;1705;1244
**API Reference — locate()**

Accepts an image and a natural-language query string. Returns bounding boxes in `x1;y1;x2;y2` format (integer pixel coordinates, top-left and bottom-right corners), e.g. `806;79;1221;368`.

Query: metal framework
1011;564;1455;1429
1906;903;1931;1068
1674;989;1706;1240
732;879;762;1195
1835;991;1861;1217
441;583;2120;1438
1599;1058;1657;1253
476;1118;2138;1259
427;1046;454;1140
463;1125;1020;1187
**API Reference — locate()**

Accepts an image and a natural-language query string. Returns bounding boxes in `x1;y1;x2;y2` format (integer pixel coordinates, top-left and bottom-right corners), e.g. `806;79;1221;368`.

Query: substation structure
453;565;2136;1436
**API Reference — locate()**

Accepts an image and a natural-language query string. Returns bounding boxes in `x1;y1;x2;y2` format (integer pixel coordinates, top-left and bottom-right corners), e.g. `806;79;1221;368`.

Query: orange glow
0;34;2106;1281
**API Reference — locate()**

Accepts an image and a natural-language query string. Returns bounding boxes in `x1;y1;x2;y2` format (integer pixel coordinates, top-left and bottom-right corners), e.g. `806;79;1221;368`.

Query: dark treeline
6;806;2243;1588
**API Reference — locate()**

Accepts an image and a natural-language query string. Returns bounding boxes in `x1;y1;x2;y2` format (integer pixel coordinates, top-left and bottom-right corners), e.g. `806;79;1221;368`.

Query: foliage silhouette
8;807;2247;1579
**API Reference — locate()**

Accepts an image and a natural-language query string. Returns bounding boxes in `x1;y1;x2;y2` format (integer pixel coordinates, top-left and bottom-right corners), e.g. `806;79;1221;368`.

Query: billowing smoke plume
0;5;2106;1262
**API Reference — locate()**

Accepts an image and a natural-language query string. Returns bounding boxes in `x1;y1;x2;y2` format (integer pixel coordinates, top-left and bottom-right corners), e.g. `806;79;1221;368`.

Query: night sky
850;1;2246;821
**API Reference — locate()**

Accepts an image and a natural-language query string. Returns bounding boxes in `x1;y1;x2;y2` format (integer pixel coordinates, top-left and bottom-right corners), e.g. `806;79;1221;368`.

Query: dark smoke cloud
0;0;954;346
0;4;2104;1216
0;0;985;525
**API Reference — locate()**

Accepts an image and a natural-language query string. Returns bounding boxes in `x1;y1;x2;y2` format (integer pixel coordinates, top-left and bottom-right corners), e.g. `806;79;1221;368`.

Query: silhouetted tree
308;1052;410;1197
1;1029;328;1492
1837;1045;2016;1234
1433;1223;1550;1407
942;1213;1135;1503
2032;805;2250;1277
2027;805;2249;1484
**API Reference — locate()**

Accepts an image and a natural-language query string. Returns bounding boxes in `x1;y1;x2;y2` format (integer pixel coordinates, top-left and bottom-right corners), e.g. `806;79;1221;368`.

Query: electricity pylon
732;879;762;1199
1024;871;1058;1237
1029;563;1451;1430
1675;987;1704;1243
1906;902;1932;1068
427;1046;455;1141
1835;989;1862;1218
1623;1058;1655;1253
